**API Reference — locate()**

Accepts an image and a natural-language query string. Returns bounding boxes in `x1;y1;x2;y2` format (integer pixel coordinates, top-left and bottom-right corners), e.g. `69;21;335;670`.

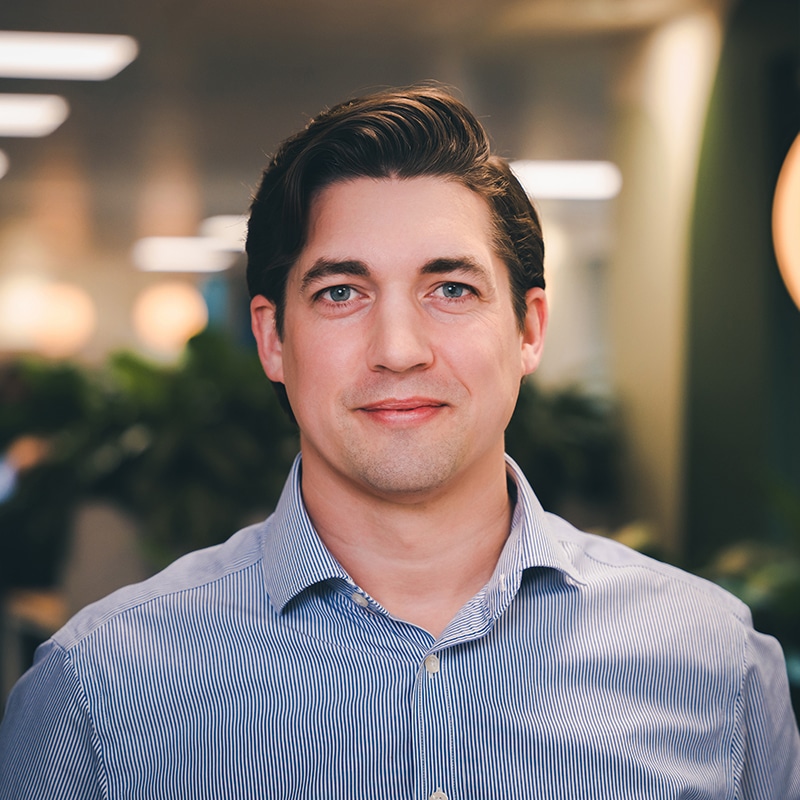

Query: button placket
414;649;453;800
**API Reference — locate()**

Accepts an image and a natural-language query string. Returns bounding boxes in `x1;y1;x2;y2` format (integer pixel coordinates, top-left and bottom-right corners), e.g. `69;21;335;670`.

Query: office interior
0;0;798;715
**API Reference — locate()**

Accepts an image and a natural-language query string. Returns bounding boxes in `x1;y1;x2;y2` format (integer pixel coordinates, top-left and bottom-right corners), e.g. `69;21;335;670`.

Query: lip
357;397;448;425
359;397;446;412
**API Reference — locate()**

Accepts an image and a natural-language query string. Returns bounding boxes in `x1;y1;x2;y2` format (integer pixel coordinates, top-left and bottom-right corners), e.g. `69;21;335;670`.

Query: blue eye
327;286;352;302
441;283;466;298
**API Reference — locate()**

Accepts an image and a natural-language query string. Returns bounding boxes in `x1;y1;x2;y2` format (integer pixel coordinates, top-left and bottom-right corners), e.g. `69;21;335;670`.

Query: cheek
461;320;525;376
282;329;353;401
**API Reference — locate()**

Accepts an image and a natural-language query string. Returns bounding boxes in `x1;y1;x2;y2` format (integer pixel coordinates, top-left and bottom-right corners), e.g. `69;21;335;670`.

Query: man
1;86;798;798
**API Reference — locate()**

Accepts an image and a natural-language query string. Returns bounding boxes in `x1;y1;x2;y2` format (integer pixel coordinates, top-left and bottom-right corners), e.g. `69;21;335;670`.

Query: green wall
685;0;800;565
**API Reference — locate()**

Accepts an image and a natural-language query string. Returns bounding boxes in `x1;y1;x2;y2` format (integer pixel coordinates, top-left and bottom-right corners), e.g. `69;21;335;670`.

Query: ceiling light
0;94;69;137
132;236;239;273
199;215;248;251
0;31;138;80
510;160;622;200
0;150;8;179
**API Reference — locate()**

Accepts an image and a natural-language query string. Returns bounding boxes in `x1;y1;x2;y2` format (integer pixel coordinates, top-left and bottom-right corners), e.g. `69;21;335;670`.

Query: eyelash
434;282;475;300
318;285;356;303
312;281;477;306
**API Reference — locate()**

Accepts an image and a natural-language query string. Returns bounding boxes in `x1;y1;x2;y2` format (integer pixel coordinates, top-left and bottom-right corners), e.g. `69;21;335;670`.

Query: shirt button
429;791;448;800
424;654;440;675
351;592;369;608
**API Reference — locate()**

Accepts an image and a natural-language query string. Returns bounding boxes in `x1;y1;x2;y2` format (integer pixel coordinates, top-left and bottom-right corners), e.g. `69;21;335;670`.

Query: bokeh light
0;275;97;358
35;282;96;357
0;275;96;356
772;133;800;310
132;280;208;356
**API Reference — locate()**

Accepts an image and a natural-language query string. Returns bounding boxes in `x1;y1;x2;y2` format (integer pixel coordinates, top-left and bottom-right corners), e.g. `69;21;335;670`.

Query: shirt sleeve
0;639;105;800
736;625;800;799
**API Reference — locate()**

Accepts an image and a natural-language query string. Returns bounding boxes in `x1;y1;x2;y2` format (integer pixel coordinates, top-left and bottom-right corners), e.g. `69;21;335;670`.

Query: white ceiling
0;0;721;357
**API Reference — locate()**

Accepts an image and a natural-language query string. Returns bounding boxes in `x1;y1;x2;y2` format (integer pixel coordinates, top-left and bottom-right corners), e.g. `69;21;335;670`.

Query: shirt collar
260;455;350;613
260;453;584;614
495;454;586;588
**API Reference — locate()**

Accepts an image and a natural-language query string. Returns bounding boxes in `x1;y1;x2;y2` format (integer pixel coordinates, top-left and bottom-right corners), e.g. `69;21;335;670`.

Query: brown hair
245;85;545;418
246;84;545;336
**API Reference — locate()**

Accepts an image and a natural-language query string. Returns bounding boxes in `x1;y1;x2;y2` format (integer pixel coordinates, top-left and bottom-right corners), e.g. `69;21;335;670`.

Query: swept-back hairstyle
246;84;545;337
246;85;545;419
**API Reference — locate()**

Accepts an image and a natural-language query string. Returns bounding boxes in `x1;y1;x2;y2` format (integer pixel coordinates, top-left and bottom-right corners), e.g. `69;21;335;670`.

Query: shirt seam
730;631;747;800
58;641;110;800
58;558;264;652
562;540;752;625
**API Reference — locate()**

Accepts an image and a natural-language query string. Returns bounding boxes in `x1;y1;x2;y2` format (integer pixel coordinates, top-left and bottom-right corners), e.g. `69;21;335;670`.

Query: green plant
0;359;95;587
700;478;800;718
0;331;298;585
506;379;623;521
1;342;624;588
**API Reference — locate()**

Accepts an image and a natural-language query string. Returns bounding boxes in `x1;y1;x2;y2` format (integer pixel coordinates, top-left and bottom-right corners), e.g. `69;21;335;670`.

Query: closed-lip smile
357;397;448;423
359;397;446;411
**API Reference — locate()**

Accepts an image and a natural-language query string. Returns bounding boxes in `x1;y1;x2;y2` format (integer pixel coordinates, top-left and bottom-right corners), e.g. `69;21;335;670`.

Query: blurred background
1;0;798;715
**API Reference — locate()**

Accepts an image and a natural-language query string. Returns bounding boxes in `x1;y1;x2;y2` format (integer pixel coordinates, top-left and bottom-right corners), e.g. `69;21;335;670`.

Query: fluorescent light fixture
132;237;239;273
0;32;138;80
0;150;8;179
0;94;69;137
199;215;247;251
510;160;622;200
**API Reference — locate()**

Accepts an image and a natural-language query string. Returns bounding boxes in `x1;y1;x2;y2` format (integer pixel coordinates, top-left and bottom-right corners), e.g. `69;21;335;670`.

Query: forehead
297;176;499;272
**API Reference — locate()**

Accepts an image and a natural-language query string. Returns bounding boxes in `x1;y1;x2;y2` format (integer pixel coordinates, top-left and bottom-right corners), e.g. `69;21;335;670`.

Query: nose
367;296;433;373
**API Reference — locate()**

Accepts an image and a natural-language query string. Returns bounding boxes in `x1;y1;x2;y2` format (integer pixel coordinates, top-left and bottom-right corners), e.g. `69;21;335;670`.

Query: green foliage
506;379;623;516
83;333;300;565
1;339;624;588
700;477;800;709
0;359;96;587
0;331;298;585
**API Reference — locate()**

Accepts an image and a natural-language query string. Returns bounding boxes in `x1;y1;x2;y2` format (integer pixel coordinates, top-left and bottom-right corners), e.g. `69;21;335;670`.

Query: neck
300;452;513;638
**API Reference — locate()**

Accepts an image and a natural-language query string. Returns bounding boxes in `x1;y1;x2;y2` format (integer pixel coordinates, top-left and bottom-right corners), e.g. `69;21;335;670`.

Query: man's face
252;176;547;503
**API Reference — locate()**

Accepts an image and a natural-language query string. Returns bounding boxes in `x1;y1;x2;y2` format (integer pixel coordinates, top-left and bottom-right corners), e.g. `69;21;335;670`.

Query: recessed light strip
198;215;247;251
0;94;70;137
132;237;239;273
0;31;138;80
510;160;623;200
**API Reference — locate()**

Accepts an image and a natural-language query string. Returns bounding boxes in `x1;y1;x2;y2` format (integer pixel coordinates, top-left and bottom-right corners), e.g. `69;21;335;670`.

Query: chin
345;443;467;498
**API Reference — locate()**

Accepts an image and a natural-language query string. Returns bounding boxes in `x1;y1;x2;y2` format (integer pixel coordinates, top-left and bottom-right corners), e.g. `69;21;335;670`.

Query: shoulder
52;520;270;652
542;511;753;625
508;455;750;627
515;513;767;704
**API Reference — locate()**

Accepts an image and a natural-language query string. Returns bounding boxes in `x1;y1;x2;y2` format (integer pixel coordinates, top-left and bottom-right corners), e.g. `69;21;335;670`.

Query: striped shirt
1;455;799;799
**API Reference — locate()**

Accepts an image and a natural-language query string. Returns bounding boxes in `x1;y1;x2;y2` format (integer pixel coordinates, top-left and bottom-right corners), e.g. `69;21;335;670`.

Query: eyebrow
300;259;370;292
299;255;491;292
420;257;491;281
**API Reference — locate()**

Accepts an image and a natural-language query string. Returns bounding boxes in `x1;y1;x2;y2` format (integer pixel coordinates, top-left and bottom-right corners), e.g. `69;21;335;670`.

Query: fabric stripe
1;455;799;798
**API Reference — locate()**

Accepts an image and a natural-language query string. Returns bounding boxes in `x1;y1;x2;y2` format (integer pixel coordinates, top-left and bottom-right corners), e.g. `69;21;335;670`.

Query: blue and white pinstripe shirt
2;455;799;798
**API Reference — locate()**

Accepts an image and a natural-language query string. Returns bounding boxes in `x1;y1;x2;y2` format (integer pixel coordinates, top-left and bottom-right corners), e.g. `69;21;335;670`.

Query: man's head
248;86;548;501
246;85;545;338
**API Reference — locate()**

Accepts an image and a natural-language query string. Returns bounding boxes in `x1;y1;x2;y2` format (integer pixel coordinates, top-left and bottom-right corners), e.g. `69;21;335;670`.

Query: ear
520;287;548;376
250;295;285;383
